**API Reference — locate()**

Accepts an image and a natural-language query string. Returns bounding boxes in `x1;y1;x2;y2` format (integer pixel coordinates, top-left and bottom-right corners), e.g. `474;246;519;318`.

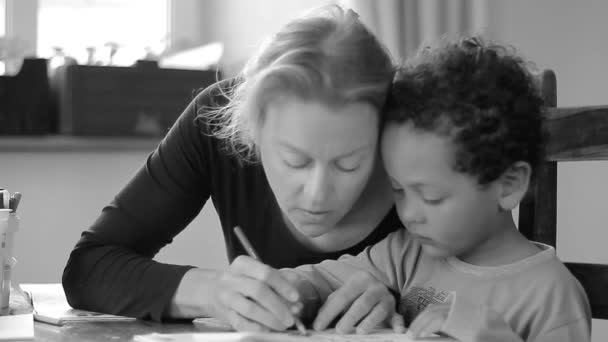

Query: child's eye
391;187;404;197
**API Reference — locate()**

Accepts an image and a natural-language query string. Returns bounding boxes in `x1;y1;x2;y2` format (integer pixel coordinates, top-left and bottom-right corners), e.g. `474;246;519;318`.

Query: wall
2;150;226;284
196;0;335;76
486;0;608;339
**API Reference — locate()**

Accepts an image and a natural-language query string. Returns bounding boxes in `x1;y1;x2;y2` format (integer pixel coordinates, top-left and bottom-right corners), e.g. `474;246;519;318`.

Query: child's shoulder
519;243;590;318
515;244;591;339
523;244;584;290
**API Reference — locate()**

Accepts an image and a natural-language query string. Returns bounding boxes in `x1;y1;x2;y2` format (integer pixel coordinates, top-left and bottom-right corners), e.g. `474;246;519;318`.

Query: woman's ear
496;161;532;211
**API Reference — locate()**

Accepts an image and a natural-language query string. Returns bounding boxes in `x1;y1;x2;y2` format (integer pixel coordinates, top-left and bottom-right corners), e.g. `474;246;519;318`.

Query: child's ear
496;161;532;211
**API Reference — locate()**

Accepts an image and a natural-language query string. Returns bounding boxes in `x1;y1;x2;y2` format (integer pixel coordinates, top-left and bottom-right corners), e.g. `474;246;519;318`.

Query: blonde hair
200;4;394;162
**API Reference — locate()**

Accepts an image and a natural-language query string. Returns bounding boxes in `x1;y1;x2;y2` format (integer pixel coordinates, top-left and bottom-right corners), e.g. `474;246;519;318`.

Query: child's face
382;123;503;260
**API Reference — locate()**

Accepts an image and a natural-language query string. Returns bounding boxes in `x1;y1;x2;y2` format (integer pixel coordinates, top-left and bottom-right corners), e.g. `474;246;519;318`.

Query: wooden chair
519;69;608;319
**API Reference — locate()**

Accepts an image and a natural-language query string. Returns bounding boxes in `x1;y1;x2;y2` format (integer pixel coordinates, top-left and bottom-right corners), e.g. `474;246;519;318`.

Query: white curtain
341;0;489;62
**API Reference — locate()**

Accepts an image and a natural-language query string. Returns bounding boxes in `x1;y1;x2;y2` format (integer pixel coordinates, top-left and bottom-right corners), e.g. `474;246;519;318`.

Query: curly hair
385;36;545;185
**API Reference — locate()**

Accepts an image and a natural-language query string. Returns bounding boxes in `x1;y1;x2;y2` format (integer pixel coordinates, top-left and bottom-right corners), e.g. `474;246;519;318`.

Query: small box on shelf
0;58;52;135
53;63;219;137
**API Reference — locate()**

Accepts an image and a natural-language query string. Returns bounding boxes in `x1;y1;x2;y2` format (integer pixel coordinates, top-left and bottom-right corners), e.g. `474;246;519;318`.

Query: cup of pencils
0;189;21;315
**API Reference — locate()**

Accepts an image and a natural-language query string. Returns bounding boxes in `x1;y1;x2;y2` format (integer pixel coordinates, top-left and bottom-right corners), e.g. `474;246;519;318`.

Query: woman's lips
292;208;332;223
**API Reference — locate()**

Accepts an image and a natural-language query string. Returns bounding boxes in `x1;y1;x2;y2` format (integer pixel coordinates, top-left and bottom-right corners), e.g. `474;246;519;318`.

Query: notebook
20;283;135;326
0;313;34;340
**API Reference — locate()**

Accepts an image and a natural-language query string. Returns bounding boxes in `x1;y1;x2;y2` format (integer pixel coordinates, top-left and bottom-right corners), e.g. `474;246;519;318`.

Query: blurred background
1;0;607;340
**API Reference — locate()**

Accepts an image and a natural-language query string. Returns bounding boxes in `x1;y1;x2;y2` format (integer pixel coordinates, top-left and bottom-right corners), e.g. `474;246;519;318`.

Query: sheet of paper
134;329;454;342
20;283;134;325
0;313;34;340
194;317;233;330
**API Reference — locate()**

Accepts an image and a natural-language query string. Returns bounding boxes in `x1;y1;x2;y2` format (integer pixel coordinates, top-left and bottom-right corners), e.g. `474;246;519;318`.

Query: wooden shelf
0;136;161;152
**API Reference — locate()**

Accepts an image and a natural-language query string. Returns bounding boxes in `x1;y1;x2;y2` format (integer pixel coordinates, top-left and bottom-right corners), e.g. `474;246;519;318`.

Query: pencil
233;226;308;336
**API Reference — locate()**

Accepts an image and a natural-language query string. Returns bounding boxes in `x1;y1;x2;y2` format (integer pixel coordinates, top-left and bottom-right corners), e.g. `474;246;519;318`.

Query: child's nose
398;199;424;226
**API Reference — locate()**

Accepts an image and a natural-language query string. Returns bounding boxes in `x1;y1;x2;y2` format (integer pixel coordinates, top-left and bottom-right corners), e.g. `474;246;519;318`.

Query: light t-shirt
293;228;591;342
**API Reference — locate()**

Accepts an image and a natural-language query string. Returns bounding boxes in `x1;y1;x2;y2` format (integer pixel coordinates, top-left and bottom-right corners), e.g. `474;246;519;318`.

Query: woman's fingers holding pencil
212;256;301;331
233;277;295;328
223;308;270;332
217;286;289;331
230;256;300;303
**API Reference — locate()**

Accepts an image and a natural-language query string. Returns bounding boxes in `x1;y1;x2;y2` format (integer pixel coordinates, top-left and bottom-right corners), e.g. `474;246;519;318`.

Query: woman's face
258;95;379;239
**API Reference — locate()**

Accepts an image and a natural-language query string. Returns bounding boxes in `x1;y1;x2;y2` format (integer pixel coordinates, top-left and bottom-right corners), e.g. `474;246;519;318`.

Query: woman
62;4;401;332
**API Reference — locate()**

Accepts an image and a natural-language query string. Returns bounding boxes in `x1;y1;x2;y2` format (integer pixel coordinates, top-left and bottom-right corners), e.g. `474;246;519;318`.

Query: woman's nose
303;166;332;207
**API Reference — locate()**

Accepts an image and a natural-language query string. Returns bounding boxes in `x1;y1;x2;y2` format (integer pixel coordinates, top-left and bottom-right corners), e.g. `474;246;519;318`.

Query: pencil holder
0;209;19;315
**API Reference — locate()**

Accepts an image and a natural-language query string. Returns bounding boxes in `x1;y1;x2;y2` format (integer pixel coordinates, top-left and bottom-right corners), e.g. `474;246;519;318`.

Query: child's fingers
408;309;434;338
353;301;394;334
412;316;442;340
313;284;359;331
335;289;380;333
390;312;407;333
409;307;446;339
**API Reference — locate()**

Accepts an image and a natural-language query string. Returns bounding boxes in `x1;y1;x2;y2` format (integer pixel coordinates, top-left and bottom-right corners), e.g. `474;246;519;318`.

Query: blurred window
0;0;5;36
0;0;6;74
37;0;168;66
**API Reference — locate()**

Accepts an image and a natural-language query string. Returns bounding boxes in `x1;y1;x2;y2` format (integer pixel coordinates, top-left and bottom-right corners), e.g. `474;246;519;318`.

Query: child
285;36;591;341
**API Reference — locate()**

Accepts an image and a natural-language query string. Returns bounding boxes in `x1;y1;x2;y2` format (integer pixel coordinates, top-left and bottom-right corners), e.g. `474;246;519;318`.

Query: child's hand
279;269;322;323
312;271;405;334
408;302;452;339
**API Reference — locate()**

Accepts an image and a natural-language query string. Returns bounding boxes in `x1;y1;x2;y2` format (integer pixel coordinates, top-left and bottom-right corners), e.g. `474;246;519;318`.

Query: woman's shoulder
193;77;243;109
163;77;251;172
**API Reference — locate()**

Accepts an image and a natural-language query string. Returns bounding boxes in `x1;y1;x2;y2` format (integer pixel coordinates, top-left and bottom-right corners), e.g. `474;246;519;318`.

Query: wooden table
31;321;459;341
33;319;226;342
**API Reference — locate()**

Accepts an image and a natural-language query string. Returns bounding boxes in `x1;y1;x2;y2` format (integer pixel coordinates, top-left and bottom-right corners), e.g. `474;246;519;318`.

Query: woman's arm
62;85;219;321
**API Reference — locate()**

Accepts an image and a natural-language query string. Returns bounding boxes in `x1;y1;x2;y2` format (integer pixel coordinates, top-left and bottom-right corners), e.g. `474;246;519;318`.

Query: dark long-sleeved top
62;79;403;321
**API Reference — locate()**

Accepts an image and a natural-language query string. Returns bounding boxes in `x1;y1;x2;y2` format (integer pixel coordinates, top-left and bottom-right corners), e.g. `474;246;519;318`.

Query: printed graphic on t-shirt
399;286;450;325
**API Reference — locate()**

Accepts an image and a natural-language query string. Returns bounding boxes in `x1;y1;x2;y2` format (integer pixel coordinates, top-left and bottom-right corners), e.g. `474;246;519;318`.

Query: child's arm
409;293;590;342
281;229;419;333
281;268;404;334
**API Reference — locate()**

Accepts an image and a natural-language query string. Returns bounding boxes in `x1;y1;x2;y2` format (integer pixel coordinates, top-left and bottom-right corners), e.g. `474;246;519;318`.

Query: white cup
0;209;18;315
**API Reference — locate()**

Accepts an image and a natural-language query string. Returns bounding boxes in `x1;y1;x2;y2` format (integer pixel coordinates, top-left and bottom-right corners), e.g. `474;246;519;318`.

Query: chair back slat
519;70;558;245
545;107;608;161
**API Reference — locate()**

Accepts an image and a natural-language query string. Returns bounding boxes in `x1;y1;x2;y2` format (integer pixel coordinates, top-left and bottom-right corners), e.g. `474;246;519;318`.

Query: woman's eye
283;155;309;169
335;158;360;172
335;162;359;172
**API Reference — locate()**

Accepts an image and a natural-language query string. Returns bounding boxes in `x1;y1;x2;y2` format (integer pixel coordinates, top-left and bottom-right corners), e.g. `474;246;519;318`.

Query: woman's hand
209;256;303;332
312;271;405;334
